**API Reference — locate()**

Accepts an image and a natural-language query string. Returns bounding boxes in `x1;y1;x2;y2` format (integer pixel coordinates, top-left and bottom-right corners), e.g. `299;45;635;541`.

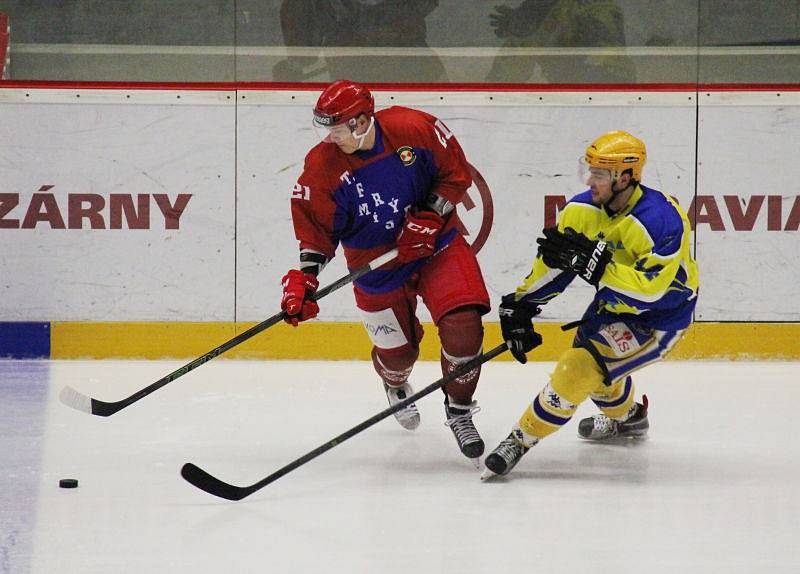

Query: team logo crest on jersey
397;146;416;166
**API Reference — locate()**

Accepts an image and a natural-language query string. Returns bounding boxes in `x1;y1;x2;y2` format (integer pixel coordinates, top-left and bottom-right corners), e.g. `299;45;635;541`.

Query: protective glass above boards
1;0;798;84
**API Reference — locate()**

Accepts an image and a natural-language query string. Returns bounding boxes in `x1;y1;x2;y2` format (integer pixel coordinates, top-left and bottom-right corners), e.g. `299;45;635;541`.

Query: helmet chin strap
602;174;629;212
353;116;375;150
610;178;625;199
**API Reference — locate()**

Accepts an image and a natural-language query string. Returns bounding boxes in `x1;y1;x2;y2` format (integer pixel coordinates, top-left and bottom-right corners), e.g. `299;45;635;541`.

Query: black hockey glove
498;294;543;364
536;227;612;286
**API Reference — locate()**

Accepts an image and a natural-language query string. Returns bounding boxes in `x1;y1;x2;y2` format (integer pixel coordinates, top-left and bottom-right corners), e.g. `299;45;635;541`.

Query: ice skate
384;381;421;430
481;430;533;480
444;398;484;464
578;395;649;441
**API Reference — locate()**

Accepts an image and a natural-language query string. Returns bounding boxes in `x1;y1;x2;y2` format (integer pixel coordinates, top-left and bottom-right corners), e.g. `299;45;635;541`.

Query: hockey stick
58;249;398;417
180;341;509;501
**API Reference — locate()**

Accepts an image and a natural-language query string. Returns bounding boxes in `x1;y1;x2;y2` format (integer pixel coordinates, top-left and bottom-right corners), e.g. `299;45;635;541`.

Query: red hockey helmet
313;80;374;130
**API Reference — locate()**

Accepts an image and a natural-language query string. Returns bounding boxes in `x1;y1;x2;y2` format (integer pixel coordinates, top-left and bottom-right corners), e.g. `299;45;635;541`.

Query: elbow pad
425;192;455;217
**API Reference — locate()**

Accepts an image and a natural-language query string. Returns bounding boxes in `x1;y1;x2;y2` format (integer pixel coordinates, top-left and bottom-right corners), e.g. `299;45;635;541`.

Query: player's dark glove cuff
498;294;543;364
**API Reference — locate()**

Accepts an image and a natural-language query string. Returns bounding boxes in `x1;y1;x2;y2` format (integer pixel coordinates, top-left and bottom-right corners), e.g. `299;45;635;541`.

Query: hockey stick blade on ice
180;341;509;501
58;249;398;417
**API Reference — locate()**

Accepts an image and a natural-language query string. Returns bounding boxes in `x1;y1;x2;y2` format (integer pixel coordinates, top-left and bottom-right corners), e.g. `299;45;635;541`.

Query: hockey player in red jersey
280;80;491;463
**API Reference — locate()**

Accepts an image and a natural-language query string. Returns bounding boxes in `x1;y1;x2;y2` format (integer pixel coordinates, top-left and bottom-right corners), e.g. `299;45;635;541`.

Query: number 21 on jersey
292;183;311;200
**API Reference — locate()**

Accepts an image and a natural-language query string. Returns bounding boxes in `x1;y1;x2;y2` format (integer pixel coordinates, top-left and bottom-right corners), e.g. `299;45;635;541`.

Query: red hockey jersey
291;106;473;293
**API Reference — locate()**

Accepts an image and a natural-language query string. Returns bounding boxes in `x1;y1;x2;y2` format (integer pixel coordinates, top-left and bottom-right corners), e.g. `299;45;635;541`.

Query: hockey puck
59;478;78;489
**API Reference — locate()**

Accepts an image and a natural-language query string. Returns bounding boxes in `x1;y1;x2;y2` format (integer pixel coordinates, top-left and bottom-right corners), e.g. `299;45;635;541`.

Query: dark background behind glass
0;0;797;83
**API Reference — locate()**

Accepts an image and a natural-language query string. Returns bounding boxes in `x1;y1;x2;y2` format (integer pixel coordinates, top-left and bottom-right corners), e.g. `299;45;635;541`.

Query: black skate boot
481;430;534;480
384;381;420;430
578;395;649;441
444;397;484;462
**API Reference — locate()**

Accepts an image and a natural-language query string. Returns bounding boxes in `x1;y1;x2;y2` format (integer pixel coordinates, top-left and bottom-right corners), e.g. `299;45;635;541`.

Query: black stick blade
180;463;255;501
59;386;125;417
89;399;125;417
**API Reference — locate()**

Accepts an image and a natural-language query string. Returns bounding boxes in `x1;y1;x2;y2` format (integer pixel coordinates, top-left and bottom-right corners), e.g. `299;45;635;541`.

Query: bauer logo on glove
536;227;612;286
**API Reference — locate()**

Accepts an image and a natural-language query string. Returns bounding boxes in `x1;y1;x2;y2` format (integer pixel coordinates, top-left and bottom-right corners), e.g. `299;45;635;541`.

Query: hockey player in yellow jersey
482;130;699;479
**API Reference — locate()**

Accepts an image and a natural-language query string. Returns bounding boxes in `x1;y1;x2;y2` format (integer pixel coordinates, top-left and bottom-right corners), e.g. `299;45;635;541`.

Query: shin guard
438;308;484;404
372;345;418;387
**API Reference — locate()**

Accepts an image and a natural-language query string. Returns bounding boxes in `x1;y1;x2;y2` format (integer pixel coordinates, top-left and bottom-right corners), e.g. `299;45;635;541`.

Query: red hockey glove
396;210;444;263
281;270;320;326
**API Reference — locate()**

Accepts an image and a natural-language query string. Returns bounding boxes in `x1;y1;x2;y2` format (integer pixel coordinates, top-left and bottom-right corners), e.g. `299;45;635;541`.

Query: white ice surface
2;359;800;573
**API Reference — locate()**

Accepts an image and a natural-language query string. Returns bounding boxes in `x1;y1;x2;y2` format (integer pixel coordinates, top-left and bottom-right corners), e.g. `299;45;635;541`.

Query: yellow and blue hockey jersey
515;184;699;331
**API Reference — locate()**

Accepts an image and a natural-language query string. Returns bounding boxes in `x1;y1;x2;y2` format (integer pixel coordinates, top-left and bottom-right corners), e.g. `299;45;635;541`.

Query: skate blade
398;421;420;431
480;468;498;481
393;414;421;431
579;433;648;443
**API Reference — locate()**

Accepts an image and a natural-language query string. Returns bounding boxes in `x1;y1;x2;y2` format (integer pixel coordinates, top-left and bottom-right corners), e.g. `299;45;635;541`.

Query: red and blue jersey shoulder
376;107;472;205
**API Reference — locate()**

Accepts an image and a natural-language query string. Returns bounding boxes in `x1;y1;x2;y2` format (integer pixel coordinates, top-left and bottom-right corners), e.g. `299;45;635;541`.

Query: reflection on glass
485;0;636;83
0;0;796;84
272;0;447;83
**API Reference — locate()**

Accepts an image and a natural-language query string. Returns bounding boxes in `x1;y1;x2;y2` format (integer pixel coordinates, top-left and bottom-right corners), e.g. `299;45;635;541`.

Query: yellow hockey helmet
585;131;647;182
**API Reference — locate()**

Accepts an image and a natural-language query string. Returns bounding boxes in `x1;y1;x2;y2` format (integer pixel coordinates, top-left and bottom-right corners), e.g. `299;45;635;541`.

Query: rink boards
0;85;798;359
2;320;798;361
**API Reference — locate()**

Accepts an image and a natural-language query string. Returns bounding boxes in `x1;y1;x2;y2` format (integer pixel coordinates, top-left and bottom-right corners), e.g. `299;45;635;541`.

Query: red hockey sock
371;345;418;386
438;307;484;403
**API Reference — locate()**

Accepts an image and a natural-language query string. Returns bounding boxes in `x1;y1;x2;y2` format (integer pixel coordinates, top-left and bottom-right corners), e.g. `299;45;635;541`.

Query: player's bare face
328;125;359;153
331;116;375;154
587;168;614;205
